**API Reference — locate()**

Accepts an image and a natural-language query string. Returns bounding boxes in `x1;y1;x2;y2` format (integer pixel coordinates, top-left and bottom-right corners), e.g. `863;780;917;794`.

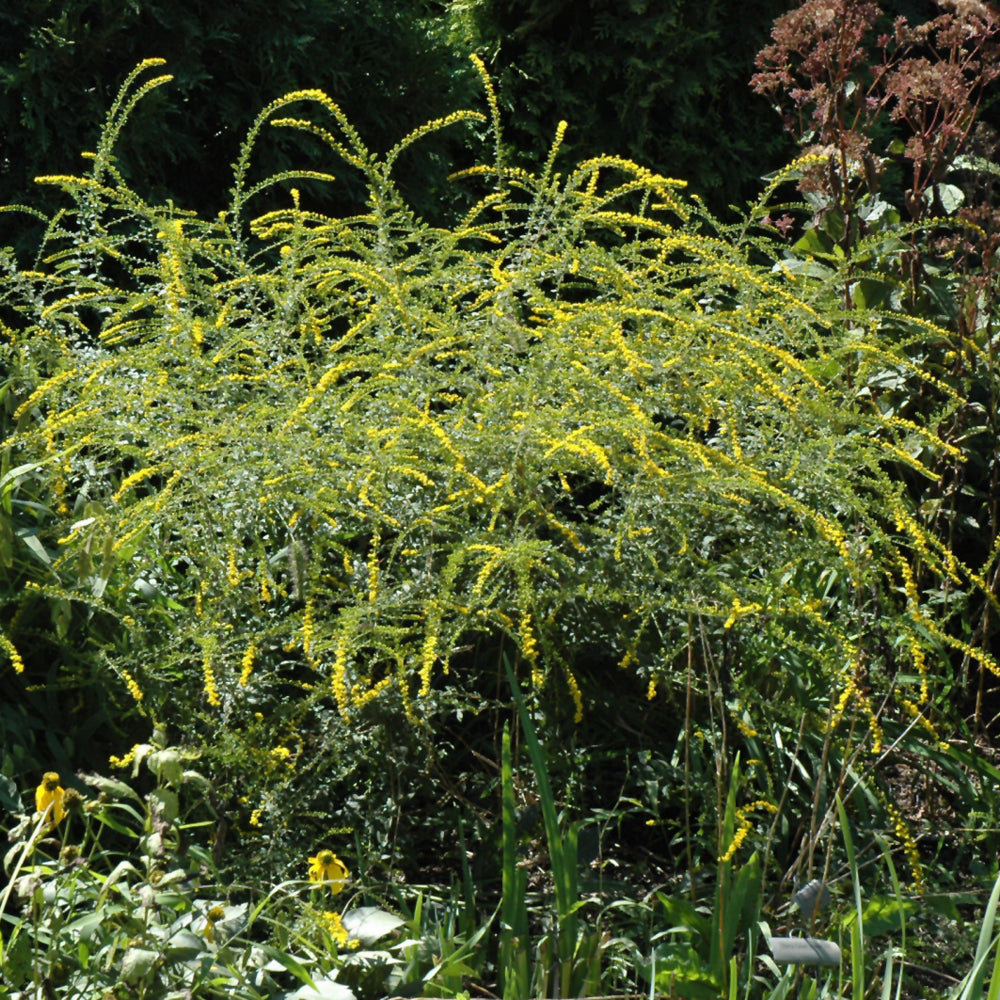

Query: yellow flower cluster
419;629;438;697
519;613;542;688
722;597;765;631
469;53;502;143
113;465;160;503
321;910;356;948
302;597;316;658
239;642;256;687
226;549;242;589
885;800;926;893
367;534;380;605
331;636;351;714
564;664;584;724
109;744;141;769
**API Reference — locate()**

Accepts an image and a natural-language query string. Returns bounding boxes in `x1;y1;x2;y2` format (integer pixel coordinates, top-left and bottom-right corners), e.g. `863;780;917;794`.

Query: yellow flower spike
307;849;350;892
302;597;316;658
717;800;778;863
239;642;256;687
121;669;144;703
109;744;140;769
203;648;221;708
563;665;584;724
36;772;66;825
1;631;25;674
227;549;241;588
419;630;438;697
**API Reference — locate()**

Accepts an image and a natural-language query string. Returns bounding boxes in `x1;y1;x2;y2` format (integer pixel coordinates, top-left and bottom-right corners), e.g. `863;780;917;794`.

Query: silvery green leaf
120;947;160;983
248;946;286;972
0;459;50;492
148;749;184;787
141;831;164;859
133;577;160;597
98;860;139;905
923;183;963;214
340;906;405;945
951;153;1000;178
79;772;143;801
181;768;212;791
0;773;17;808
163;930;207;960
858;196;890;222
18;530;53;566
148;787;179;823
213;902;249;941
63;911;104;941
339;949;401;968
285;976;356;1000
153;868;190;888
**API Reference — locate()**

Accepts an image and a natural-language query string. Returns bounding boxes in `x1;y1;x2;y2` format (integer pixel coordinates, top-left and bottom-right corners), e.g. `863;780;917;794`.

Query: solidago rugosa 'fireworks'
2;60;995;782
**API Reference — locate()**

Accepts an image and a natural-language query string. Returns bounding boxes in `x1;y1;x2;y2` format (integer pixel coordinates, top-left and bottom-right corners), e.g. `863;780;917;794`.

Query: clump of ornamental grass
1;58;997;867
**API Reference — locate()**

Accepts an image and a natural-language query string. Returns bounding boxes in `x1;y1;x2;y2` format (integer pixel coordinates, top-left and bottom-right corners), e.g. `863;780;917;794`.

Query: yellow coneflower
307;849;350;893
203;904;227;942
35;772;66;825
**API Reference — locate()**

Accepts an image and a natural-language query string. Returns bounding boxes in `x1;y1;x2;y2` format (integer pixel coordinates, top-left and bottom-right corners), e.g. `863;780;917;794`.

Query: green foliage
751;0;1000;732
5;48;1000;998
2;0;1000;988
499;664;604;999
11;747;997;1000
0;757;431;1000
0;0;804;255
0;414;128;784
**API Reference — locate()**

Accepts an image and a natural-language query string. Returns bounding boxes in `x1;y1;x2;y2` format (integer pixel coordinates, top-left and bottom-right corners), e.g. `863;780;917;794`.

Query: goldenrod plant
2;59;1000;1000
2;54;997;858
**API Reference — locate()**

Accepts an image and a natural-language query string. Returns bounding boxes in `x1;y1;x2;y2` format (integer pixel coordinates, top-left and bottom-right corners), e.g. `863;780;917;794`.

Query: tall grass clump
1;56;997;892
